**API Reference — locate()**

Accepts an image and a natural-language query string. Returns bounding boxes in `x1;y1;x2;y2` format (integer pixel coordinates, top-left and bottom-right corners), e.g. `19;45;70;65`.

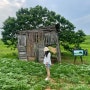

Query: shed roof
18;25;56;34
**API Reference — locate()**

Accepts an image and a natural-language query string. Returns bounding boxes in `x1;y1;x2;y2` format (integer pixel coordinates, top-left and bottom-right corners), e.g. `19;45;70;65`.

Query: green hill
80;35;90;63
0;40;18;59
60;35;90;64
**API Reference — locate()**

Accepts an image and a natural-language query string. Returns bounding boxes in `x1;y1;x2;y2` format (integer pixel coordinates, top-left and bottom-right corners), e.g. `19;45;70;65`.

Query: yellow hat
44;47;49;52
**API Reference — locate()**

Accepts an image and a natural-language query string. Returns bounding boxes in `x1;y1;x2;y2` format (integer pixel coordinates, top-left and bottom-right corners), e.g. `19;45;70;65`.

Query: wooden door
18;34;27;60
26;32;35;60
26;31;44;61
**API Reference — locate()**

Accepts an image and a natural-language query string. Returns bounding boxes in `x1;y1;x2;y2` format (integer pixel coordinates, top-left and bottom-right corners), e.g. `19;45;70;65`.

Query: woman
43;47;51;81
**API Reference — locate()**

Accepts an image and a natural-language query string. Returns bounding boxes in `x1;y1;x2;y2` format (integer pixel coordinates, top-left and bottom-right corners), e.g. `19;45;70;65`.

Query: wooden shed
17;25;61;62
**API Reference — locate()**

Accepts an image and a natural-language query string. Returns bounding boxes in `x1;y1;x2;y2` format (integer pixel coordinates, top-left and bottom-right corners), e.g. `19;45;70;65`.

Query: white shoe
45;77;49;81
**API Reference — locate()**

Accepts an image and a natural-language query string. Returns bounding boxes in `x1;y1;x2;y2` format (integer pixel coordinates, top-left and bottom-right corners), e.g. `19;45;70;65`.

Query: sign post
73;49;84;64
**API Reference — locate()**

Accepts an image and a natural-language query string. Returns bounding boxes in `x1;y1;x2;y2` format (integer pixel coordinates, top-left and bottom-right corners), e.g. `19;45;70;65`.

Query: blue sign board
73;50;84;56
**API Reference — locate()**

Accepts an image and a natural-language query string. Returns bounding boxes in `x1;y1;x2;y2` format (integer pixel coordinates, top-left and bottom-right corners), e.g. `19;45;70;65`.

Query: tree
74;30;86;48
2;5;86;50
61;29;86;52
2;17;17;47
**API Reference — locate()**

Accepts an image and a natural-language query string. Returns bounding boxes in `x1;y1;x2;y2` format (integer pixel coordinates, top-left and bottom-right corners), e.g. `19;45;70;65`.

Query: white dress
43;52;51;65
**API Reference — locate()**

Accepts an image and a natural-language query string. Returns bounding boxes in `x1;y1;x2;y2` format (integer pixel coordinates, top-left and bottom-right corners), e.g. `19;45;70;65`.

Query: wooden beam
56;33;61;63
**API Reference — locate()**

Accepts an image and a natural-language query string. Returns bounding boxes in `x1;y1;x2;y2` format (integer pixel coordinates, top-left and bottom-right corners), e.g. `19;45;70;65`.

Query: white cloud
0;0;90;38
0;0;26;19
14;0;26;8
0;0;26;8
0;0;26;38
0;0;10;8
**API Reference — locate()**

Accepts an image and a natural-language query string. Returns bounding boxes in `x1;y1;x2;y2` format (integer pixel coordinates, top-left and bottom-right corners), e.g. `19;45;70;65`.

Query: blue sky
0;0;90;38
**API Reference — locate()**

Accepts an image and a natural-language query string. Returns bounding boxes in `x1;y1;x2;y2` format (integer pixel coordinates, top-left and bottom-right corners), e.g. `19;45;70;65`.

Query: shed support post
56;33;61;63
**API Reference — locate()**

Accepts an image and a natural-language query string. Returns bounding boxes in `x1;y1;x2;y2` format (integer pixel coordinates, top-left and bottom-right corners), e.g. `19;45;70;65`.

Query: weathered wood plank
17;25;61;62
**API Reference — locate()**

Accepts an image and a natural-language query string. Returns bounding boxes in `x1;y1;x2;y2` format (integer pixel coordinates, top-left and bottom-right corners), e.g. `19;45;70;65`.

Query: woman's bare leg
46;67;50;79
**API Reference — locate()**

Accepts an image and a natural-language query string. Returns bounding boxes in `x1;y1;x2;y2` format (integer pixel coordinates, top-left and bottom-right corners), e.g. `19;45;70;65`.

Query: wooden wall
17;26;61;62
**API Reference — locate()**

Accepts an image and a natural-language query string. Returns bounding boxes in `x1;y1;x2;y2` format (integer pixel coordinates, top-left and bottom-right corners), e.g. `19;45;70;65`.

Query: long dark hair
44;51;50;57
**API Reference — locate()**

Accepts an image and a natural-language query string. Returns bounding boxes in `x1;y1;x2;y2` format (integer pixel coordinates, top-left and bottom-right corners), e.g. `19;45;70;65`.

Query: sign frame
73;49;84;56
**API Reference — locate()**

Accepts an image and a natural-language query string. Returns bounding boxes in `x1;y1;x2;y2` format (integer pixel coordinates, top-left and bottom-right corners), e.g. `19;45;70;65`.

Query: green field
0;35;90;90
0;40;18;59
61;35;90;64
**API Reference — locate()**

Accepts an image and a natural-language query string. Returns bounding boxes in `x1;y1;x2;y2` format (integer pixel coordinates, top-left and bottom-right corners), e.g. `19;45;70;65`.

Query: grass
0;58;90;90
0;40;18;59
60;35;90;64
0;35;90;90
81;35;90;63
